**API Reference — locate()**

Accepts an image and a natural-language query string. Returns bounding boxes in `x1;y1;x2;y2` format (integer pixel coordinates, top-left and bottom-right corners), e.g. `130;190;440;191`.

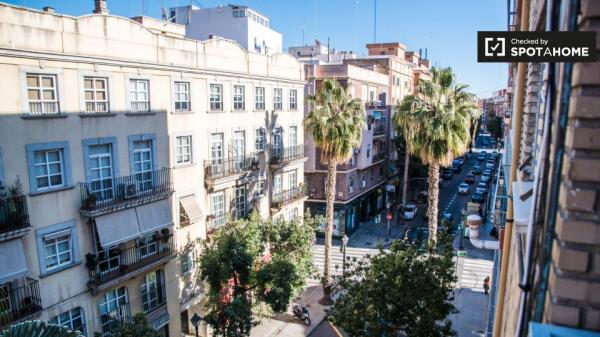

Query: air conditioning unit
360;180;366;188
122;182;138;199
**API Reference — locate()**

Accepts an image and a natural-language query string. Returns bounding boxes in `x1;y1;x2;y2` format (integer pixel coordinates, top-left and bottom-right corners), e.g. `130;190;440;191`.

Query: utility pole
327;37;330;63
373;0;377;42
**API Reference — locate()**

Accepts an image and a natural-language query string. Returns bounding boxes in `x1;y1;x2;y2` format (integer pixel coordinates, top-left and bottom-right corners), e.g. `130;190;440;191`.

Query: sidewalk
250;282;328;337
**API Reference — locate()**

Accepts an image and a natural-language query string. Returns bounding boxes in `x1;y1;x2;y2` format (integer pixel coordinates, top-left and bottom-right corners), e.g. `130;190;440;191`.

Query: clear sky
6;0;508;97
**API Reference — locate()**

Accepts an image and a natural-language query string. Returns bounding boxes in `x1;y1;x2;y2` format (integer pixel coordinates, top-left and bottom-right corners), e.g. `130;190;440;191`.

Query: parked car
404;204;418;220
441;211;454;224
455;157;465;166
471;191;485;203
478;153;487;161
472;166;482;175
441;170;453;180
464;174;475;184
458;183;470;194
485;163;495;171
481;173;491;183
478;182;488;191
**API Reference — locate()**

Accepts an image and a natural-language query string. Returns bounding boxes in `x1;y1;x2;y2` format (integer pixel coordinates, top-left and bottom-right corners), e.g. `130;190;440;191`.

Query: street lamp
190;313;202;337
341;234;349;280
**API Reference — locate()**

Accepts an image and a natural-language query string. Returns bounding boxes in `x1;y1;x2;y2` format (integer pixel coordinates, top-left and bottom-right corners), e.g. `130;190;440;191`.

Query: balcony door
288;126;297;157
210;133;224;175
273;128;283;159
89;144;114;203
232;131;245;171
133;140;153;192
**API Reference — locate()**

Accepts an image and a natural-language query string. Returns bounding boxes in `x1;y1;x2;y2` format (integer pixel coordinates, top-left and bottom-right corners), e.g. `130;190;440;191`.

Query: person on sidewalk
483;276;490;295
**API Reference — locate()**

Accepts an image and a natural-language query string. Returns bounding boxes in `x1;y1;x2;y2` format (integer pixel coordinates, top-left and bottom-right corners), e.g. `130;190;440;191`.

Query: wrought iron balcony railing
0;278;42;329
269;145;306;167
373;152;387;162
80;167;173;212
88;235;175;287
204;156;259;180
272;185;307;209
0;195;30;235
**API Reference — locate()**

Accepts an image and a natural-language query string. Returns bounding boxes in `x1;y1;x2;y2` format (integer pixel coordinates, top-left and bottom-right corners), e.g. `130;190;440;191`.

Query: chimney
42;6;55;13
93;0;108;14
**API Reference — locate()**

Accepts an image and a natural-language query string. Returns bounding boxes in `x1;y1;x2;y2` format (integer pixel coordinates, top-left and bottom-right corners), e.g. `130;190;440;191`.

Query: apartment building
491;0;600;336
0;2;305;336
169;4;283;55
303;64;389;236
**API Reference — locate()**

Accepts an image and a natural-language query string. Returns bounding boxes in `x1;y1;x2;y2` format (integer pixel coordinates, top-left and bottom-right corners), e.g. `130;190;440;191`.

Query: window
233;85;245;110
366;144;371;158
255;128;266;151
289;207;298;220
174;81;190;111
44;231;72;271
129;79;149;112
289;126;297;157
234;186;246;219
255;87;265;110
84;77;108;113
274;174;282;194
348;177;354;193
232;8;246;17
50;307;86;336
33;149;64;190
27;73;59;114
232;131;245;169
360;172;366;187
210;191;225;228
175;136;193;164
209;84;223;111
288;170;297;190
99;287;129;335
210;133;224;165
273;128;283;158
141;270;165;313
256;180;265;196
182;248;197;274
132;140;153;191
273;88;282;110
137;234;158;257
88;144;114;202
289;90;297;110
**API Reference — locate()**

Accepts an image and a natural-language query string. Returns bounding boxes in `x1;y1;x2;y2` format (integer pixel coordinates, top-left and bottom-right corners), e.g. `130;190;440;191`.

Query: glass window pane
47;150;60;162
41;77;54;88
27;76;39;87
37;177;49;188
50;174;63;186
49;163;61;174
43;90;55;100
84;79;93;89
96;79;106;89
97;91;106;100
84;91;94;100
28;89;40;100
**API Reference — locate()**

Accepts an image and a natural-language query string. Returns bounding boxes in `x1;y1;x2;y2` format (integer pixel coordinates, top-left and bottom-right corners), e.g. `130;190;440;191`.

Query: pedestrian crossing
457;257;494;291
311;244;381;278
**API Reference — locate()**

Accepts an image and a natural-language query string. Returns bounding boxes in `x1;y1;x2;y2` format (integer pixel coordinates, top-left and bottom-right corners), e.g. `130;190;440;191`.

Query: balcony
87;235;175;294
271;185;307;212
372;152;387;162
269;145;307;170
204;156;260;190
0;278;42;329
79;168;173;217
373;124;385;136
0;195;30;242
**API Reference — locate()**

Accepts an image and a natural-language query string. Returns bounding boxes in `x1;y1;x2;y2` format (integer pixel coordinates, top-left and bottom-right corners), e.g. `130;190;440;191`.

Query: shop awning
0;240;29;284
95;208;141;248
180;195;203;224
136;199;173;235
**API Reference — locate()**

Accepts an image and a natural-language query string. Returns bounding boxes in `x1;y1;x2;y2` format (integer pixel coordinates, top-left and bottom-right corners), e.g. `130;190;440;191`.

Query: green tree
487;115;503;141
394;67;476;243
0;321;83;337
303;79;365;299
198;212;317;337
328;239;457;337
103;313;161;337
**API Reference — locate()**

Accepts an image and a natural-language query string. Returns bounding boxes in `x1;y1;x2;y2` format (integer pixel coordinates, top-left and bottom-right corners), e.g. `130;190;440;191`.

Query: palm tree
304;79;365;300
0;321;83;337
470;108;482;149
394;67;476;243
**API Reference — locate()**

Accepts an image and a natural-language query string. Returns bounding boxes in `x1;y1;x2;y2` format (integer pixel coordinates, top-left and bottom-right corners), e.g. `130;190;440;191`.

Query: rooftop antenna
373;0;377;42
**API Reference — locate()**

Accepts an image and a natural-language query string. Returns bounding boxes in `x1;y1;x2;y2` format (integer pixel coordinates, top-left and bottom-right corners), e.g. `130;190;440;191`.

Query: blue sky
7;0;508;96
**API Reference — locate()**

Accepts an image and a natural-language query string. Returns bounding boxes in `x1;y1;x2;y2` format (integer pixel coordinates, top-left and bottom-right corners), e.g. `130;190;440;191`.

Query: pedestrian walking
483;276;490;295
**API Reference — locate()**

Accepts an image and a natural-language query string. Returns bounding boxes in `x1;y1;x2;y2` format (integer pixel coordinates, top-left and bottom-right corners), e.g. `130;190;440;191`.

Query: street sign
457;250;468;257
386;213;392;221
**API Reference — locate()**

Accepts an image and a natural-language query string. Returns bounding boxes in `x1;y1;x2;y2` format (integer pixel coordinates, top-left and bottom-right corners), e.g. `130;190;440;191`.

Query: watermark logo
478;31;596;62
484;37;505;57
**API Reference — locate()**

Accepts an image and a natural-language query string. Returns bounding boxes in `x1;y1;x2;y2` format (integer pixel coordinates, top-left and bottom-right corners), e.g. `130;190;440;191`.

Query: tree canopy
103;313;162;337
198;211;317;337
328;239;457;337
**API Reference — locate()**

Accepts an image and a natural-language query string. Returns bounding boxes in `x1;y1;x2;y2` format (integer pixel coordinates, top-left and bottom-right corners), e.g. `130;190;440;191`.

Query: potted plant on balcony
251;158;260;170
119;264;129;273
84;194;97;209
160;228;171;243
85;253;98;271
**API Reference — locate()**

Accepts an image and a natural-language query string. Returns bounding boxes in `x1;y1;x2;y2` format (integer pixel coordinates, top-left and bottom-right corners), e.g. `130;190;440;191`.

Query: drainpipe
492;0;529;336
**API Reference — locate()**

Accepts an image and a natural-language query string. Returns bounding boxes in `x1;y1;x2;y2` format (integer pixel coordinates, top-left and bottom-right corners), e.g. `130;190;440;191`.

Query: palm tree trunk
322;158;337;300
427;163;440;244
401;151;410;208
471;119;479;147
